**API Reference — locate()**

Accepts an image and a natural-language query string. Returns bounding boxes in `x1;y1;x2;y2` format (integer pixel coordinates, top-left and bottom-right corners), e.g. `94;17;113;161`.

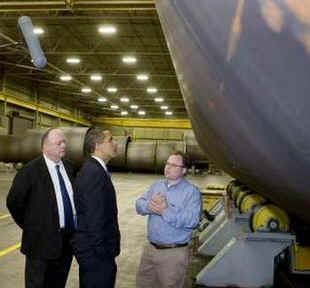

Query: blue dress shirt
136;178;201;245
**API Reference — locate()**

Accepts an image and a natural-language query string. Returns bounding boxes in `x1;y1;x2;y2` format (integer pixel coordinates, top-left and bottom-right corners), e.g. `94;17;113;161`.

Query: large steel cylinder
1;127;90;165
155;1;310;223
61;127;90;165
127;140;157;172
0;135;23;163
20;128;46;163
155;140;185;172
108;136;131;170
183;131;208;164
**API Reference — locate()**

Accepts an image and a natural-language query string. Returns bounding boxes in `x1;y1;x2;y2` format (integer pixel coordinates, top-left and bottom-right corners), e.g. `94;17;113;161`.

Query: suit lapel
39;156;60;229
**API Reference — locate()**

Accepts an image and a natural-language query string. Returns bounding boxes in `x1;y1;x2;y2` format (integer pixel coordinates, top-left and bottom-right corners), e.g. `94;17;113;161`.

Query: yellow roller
292;244;310;272
239;194;266;214
236;189;251;209
251;204;290;232
230;184;245;201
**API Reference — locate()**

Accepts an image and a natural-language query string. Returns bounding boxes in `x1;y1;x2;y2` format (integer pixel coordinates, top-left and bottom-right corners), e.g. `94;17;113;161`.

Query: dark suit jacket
6;155;76;259
73;157;120;261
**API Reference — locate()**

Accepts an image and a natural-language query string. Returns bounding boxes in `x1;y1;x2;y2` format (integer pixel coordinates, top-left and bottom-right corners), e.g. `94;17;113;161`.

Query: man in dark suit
7;127;76;288
73;128;120;288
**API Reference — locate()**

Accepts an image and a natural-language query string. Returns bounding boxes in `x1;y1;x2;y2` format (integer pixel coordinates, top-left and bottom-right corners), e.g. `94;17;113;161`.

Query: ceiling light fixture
165;111;173;115
90;74;102;81
107;87;118;93
120;97;129;103
154;97;164;102
137;74;149;81
121;111;128;116
59;75;72;81
66;57;80;64
147;87;157;94
130;105;138;109
98;25;117;35
33;27;44;35
111;105;119;109
138;110;146;115
122;56;137;64
98;97;107;102
81;87;92;93
160;105;168;110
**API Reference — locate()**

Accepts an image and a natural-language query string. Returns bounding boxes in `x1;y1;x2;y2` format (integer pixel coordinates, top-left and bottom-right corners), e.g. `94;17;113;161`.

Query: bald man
7;127;76;288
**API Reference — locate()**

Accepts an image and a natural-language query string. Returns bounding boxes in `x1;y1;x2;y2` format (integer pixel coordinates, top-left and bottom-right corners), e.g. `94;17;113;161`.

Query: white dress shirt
43;154;76;228
92;155;109;174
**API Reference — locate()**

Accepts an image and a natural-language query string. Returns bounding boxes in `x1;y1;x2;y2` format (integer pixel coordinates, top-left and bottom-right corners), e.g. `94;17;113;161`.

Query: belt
150;242;188;249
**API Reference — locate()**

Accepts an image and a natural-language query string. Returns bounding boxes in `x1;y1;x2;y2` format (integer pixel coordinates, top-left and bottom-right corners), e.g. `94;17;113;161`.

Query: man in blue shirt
136;151;201;288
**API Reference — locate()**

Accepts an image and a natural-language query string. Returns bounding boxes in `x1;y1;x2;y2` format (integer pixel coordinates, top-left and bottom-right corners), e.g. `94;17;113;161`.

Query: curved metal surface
3;127;90;165
108;136;131;170
183;131;208;163
155;140;184;172
0;135;22;163
127;140;157;172
155;1;310;222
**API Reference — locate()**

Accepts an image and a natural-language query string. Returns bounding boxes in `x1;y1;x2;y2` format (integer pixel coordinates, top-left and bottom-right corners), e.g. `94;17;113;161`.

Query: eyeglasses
165;161;184;168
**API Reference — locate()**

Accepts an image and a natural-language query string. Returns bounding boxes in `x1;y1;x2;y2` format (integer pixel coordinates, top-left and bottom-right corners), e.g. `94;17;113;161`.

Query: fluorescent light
121;111;128;116
154;97;164;102
138;110;146;115
130;105;138;109
147;87;157;94
122;56;137;64
111;105;119;109
66;57;80;64
137;74;149;81
98;97;107;102
107;87;118;93
98;25;117;35
165;111;173;115
33;27;44;35
120;97;129;103
59;75;72;81
160;105;168;110
81;87;92;93
90;74;102;81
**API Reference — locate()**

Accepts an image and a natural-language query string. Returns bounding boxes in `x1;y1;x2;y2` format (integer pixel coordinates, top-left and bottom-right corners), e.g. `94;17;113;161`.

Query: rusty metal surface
156;0;310;222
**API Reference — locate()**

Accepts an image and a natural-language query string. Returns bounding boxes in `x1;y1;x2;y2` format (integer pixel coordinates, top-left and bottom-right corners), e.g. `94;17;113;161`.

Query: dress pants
136;242;189;288
79;254;117;288
25;232;73;288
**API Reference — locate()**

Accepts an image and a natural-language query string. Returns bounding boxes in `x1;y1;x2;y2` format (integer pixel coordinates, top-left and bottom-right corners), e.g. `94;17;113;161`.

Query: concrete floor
0;169;231;288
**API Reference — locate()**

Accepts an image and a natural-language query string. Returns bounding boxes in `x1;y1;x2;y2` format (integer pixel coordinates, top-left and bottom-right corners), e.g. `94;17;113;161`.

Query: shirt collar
92;155;109;172
166;177;184;188
43;154;63;168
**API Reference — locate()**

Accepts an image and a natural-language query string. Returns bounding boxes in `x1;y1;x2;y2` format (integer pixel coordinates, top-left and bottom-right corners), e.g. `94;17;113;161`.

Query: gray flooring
0;169;231;288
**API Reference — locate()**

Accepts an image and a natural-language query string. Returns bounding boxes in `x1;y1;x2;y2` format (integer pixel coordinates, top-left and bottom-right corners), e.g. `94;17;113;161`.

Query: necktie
55;165;75;233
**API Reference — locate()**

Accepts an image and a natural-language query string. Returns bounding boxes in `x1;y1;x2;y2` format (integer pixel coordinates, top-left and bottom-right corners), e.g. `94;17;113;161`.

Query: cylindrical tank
108;136;131;170
127;140;157;172
155;1;310;223
2;127;90;165
0;135;23;163
183;130;208;164
20;128;47;163
155;140;185;172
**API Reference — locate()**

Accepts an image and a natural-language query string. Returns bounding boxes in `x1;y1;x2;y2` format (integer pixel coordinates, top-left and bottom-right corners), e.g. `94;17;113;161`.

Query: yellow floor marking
0;214;11;220
0;243;21;258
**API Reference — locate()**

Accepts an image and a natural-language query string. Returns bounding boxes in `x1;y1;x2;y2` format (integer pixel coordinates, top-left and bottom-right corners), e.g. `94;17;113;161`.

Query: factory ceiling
0;0;187;119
